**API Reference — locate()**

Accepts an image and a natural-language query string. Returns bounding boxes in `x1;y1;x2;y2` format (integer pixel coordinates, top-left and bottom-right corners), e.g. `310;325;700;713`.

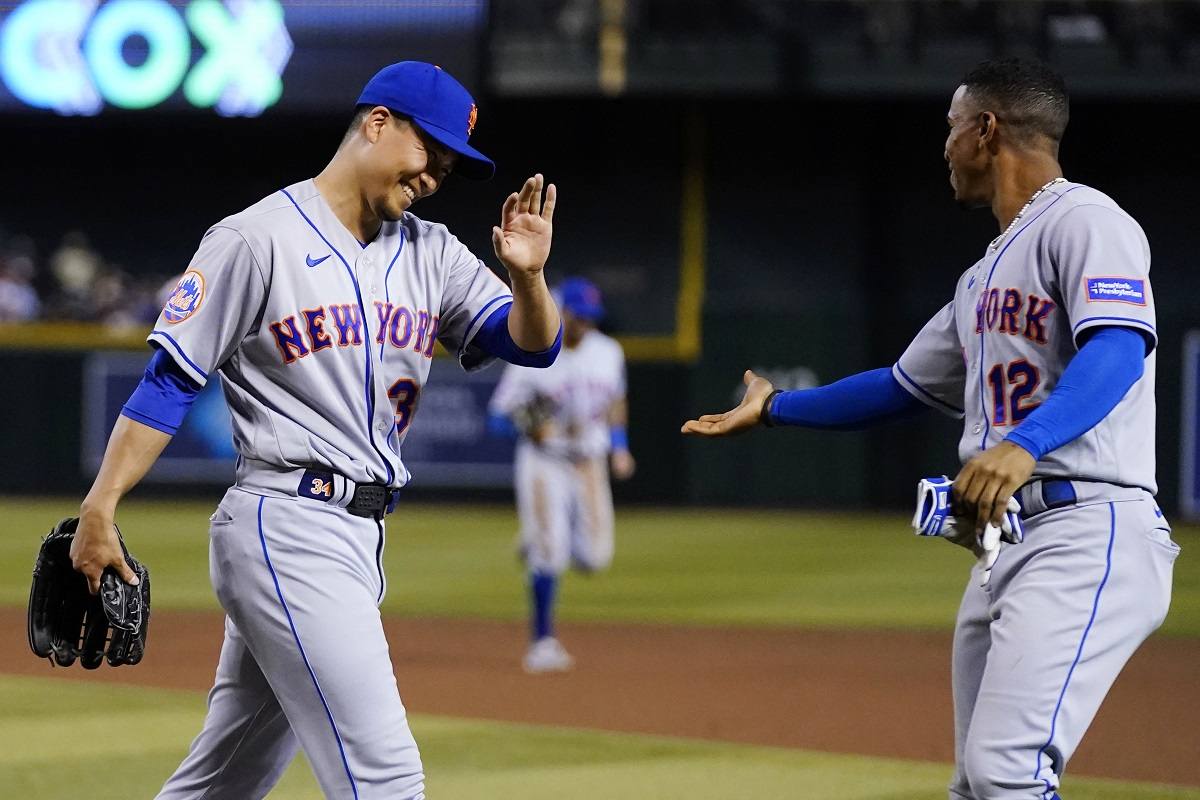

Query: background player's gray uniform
489;328;627;574
893;182;1179;798
154;179;511;800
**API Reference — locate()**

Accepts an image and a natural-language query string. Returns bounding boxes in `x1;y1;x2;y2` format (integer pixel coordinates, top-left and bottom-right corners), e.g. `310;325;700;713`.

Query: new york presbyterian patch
163;270;206;323
1085;276;1147;306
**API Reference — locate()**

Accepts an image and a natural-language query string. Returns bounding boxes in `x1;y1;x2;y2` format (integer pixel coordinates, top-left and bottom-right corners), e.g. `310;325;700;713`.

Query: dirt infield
2;608;1196;786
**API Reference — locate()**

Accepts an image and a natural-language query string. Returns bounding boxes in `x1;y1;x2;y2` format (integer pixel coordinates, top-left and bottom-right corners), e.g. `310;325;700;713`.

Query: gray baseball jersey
153;179;515;800
489;330;627;575
150;178;512;488
893;181;1157;492
489;329;627;460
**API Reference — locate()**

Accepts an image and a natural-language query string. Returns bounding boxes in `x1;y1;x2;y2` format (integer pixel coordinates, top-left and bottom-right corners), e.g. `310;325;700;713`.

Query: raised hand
492;174;556;278
681;370;776;437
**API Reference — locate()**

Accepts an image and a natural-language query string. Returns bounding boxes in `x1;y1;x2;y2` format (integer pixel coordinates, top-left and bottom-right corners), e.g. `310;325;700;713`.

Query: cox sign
0;0;293;116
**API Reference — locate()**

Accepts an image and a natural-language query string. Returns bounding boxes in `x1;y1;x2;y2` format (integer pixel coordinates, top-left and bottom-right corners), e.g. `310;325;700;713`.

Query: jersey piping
894;362;965;415
148;329;210;384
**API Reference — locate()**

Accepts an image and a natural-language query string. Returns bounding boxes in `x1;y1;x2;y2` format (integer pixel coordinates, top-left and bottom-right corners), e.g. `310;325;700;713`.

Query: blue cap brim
412;118;495;180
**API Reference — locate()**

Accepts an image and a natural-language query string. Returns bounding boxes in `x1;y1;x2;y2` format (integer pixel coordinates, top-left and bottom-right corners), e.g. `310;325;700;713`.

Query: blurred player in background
489;277;635;672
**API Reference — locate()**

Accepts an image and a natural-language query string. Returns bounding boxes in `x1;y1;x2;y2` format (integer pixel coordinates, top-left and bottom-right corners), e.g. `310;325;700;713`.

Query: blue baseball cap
357;61;495;180
557;277;605;321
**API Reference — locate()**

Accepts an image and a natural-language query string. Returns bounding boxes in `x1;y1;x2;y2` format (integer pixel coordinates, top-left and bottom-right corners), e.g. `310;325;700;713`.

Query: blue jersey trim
374;518;386;605
458;294;515;357
281;188;395;486
893;363;965;415
380;230;406;365
256;497;359;799
383;229;406;307
977;187;1082;450
1033;501;1116;798
149;330;209;382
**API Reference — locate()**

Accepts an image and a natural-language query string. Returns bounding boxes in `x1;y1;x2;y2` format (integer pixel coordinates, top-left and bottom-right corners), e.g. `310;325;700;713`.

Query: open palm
681;370;777;436
492;173;556;276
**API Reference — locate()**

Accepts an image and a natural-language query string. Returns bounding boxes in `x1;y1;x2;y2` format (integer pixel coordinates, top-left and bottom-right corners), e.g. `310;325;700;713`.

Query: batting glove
913;476;1024;586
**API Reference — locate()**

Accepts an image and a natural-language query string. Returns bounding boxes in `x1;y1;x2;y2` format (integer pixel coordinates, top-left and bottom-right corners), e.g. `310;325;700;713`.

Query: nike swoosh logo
306;253;331;268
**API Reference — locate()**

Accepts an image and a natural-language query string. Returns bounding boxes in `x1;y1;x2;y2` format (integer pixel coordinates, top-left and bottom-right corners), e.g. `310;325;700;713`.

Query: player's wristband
760;389;782;427
610;426;629;450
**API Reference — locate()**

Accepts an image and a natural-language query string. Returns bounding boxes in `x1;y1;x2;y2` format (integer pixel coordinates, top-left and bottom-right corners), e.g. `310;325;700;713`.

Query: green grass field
3;497;1197;634
2;497;1197;798
3;677;1196;800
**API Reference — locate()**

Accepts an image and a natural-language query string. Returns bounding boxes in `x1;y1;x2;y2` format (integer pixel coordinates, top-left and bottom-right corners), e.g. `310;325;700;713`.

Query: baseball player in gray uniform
487;277;635;673
67;62;562;799
682;58;1178;799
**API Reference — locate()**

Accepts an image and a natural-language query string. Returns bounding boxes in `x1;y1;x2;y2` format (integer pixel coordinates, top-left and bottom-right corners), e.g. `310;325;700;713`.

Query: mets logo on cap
164;270;205;324
467;103;478;136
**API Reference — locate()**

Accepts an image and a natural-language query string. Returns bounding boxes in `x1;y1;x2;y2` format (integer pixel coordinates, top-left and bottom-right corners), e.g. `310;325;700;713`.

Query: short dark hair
960;58;1069;146
342;103;412;145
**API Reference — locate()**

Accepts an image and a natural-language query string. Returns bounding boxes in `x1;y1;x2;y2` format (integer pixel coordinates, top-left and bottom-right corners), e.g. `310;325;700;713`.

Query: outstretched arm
681;367;926;437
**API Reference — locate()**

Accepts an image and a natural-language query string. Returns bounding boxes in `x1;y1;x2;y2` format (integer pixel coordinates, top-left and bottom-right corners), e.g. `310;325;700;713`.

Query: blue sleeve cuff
472;302;562;368
121;347;203;435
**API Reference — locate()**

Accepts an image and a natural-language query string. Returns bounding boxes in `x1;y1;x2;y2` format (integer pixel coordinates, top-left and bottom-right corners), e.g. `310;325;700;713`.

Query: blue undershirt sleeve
767;367;928;429
1004;326;1145;461
120;347;204;435
472;302;562;368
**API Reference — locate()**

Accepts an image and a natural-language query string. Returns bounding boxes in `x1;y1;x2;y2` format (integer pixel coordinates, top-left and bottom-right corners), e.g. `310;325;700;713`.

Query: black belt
298;468;399;520
346;483;401;520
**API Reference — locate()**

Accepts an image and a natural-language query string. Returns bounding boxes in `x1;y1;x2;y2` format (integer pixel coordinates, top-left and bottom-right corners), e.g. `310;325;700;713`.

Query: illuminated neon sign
0;0;293;116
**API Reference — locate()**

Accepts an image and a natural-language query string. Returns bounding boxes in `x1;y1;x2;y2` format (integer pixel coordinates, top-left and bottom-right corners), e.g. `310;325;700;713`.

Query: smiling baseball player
683;58;1178;799
68;61;561;800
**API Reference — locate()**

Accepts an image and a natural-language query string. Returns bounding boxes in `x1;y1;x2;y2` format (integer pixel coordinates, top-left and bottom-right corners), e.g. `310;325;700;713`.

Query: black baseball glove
28;517;151;669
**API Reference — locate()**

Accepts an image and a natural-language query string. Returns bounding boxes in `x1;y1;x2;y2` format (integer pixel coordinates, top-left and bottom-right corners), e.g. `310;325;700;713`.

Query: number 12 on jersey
987;360;1041;426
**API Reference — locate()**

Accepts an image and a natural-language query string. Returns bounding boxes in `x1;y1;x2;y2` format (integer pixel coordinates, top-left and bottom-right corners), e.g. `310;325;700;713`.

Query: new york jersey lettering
270;301;441;365
974;287;1056;345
